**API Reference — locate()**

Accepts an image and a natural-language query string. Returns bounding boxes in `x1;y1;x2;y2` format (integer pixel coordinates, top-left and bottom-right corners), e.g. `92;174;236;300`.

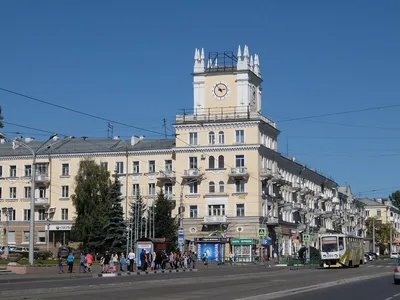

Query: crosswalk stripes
364;264;394;268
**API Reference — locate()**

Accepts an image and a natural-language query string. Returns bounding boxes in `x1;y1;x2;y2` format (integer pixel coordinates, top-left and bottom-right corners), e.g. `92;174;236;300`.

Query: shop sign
194;237;227;243
231;238;256;245
45;225;72;231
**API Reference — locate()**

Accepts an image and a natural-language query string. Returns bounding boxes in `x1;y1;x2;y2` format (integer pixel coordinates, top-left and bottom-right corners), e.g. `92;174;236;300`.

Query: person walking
67;253;74;273
58;255;64;274
127;250;135;272
86;252;94;273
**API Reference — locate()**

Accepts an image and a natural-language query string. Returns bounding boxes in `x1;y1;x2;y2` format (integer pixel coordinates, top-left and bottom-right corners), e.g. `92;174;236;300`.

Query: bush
37;250;53;260
298;246;321;263
8;253;23;259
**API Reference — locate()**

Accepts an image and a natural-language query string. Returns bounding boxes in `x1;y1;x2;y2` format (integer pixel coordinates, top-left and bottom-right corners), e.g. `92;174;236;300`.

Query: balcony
229;167;249;179
203;215;227;224
35;172;50;185
35;198;49;207
156;170;176;181
175;106;277;128
260;168;273;179
182;168;201;180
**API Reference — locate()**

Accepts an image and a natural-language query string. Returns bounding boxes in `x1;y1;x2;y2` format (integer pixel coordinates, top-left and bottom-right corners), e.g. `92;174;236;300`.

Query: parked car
365;252;378;260
364;253;373;261
391;252;399;259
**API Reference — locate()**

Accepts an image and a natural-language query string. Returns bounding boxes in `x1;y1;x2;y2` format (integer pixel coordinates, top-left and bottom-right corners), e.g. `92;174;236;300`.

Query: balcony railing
203;215;227;223
35;172;50;183
156;170;176;180
182;168;200;179
229;167;248;178
175;106;276;128
35;198;49;206
260;168;273;179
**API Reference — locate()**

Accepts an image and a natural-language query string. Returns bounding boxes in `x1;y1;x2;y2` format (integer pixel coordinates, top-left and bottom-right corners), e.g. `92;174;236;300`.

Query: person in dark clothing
140;249;146;271
154;251;162;270
104;251;111;273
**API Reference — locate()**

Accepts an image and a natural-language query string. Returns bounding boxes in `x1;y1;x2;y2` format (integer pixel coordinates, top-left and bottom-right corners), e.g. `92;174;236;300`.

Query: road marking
235;272;392;300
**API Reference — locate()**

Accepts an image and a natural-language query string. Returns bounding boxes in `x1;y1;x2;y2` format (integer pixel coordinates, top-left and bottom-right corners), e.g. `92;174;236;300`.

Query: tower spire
193;47;204;73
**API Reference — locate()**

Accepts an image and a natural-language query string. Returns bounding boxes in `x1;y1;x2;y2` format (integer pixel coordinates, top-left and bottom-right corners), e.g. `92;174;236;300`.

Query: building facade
0;45;365;259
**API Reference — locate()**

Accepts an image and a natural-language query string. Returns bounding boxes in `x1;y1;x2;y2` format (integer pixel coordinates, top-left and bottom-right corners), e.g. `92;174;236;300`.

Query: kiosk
135;238;154;269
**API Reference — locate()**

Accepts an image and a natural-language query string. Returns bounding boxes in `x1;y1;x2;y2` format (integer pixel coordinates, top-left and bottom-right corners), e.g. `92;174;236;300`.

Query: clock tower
192;45;262;114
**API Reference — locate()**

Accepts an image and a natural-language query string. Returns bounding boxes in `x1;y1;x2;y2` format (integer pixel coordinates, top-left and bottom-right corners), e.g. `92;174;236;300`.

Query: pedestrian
67;252;74;273
100;254;105;273
58;255;64;274
86;252;94;273
120;253;126;272
79;253;87;273
140;249;146;271
111;252;119;273
127;249;135;272
104;251;111;273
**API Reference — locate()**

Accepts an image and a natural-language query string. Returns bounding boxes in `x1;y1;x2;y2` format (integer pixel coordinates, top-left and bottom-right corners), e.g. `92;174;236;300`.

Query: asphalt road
282;274;398;300
1;260;396;300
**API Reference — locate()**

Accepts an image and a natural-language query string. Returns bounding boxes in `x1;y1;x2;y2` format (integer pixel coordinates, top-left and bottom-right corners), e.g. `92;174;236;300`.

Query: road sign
178;237;184;246
302;233;310;242
178;233;184;239
258;228;267;237
178;227;184;234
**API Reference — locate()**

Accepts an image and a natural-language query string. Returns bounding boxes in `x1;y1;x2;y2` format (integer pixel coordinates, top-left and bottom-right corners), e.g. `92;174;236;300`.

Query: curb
96;269;198;277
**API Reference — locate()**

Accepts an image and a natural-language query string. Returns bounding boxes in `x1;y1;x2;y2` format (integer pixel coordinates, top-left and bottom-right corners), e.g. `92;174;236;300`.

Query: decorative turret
193;47;205;73
236;45;261;78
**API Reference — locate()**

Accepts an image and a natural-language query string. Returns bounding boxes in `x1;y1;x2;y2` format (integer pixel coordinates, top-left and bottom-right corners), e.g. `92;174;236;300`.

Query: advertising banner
197;243;224;261
136;242;153;268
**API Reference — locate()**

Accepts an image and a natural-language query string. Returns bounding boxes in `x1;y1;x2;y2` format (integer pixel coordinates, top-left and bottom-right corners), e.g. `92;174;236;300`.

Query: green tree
154;189;178;251
71;159;110;248
389;191;400;210
103;178;127;253
365;217;395;243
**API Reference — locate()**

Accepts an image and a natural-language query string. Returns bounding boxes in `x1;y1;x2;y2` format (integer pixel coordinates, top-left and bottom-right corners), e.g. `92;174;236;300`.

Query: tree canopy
389;191;400;210
365;217;395;243
71;159;111;252
153;189;178;251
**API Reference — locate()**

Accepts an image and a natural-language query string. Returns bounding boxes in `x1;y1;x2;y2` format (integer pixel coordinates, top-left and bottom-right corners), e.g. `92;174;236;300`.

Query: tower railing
175;106;276;128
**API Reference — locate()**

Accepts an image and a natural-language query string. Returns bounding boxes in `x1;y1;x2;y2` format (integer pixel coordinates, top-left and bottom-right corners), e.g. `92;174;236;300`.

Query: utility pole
162;118;167;138
390;221;393;254
179;185;184;253
306;213;310;263
372;218;376;253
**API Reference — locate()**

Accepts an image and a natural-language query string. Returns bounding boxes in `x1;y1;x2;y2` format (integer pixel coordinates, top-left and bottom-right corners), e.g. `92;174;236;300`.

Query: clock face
212;82;229;100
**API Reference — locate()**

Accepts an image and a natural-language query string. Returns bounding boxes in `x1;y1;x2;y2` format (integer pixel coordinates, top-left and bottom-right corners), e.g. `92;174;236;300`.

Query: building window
24;165;32;177
209;131;215;144
24;209;31;221
219;181;225;193
208;204;225;216
148;183;156;195
165;160;173;171
8;231;15;244
164;183;173;195
218;131;224;144
235;155;245;167
218;155;224;169
235;130;245;143
189;205;198;218
236;204;245;217
9;187;17;199
38;209;46;221
37;231;46;243
189;132;198;145
377;210;381;217
62;163;70;176
62;186;69;198
116;162;124;174
365;210;370;217
209;181;215;193
39;187;46;198
189;182;198;194
132;161;140;173
148;160;156;173
208;156;215;169
24;187;31;199
36;163;48;175
100;162;108;170
235;180;245;193
61;209;68;221
189;157;198;169
22;231;30;244
132;184;139;197
9;165;17;177
0;165;2;177
0;187;2;199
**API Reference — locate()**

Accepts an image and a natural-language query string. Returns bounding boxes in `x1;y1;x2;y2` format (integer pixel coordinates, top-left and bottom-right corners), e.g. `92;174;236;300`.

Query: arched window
218;155;224;169
209;131;215;144
209;181;215;193
219;181;225;193
218;131;224;144
208;156;215;169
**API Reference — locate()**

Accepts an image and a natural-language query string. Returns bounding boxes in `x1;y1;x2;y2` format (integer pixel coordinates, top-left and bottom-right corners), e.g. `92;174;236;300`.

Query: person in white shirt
128;250;136;272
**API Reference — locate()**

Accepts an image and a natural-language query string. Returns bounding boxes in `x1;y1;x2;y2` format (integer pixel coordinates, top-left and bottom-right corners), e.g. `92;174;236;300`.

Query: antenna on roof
162;118;167;139
107;123;114;139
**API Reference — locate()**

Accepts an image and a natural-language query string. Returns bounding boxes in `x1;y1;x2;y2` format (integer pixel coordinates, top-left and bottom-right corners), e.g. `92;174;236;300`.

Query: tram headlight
323;255;326;258
335;254;338;258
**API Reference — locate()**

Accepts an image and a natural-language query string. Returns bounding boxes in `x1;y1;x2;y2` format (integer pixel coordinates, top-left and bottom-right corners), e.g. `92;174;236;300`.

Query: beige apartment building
0;46;365;259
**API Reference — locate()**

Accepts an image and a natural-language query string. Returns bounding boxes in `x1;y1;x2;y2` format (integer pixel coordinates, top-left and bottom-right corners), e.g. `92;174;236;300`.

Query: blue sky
1;0;399;198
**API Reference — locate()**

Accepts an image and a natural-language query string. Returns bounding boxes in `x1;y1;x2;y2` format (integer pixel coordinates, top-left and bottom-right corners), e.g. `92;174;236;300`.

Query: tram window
339;237;344;250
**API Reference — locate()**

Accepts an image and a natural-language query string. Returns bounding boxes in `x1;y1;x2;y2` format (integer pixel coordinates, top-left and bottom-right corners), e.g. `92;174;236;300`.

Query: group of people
58;249;199;274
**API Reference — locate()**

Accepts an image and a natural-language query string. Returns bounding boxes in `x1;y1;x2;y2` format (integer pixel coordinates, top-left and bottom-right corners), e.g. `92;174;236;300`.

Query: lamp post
44;209;54;252
1;207;13;257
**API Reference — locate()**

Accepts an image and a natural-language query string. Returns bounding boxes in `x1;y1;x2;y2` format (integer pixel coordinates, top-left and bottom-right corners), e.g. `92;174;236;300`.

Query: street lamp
1;207;13;257
44;209;54;251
